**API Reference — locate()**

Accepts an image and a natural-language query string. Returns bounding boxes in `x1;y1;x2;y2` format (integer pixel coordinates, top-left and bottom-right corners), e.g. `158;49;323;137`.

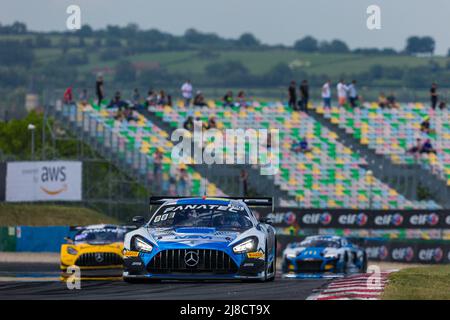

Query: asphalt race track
0;262;329;300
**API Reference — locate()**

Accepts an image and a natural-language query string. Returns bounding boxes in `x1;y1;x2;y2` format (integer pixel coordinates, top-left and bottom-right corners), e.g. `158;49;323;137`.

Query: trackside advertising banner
260;208;450;229
5;161;82;202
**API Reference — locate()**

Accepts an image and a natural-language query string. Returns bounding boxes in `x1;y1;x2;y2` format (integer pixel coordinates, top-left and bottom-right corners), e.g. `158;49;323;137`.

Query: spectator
79;88;88;106
145;89;157;107
131;88;141;109
378;92;388;108
176;167;189;196
321;80;331;108
387;92;399;109
236;91;246;107
158;90;168;105
292;137;312;153
299;80;309;112
438;100;447;110
108;91;127;109
240;169;249;196
193;91;208;107
63;86;73;104
348;80;358;108
206;116;217;130
123;106;137;122
288;80;297;110
430;83;438;110
95;74;104;106
420;116;431;134
337;79;348;107
420;139;436;154
407;138;422;155
223;91;234;107
183;116;194;131
167;94;173;107
181;80;193;107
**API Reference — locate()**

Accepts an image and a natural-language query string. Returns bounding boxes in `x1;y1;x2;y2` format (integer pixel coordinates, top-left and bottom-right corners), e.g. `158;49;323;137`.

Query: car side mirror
132;216;145;226
259;217;273;225
64;237;73;244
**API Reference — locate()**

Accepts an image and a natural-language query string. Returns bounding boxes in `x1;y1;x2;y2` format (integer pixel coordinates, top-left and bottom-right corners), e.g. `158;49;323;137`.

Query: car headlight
232;237;258;254
286;253;297;259
67;247;78;255
133;236;153;253
324;253;338;259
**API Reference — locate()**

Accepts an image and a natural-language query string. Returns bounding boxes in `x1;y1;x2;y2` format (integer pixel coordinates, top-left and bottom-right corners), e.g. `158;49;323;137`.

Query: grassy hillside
382;265;450;300
0;203;119;226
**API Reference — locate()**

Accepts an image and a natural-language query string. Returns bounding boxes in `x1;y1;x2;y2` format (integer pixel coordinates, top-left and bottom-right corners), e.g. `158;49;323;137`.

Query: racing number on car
154;212;176;223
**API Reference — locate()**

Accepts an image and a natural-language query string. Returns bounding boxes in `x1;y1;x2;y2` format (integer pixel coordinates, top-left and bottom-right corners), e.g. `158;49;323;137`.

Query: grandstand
53;97;447;210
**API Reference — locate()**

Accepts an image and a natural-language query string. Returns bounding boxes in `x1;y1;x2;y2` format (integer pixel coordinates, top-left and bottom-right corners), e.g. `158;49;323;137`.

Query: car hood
146;227;242;247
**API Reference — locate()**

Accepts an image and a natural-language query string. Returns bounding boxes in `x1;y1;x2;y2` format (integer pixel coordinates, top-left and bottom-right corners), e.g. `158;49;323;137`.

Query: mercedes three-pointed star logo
184;251;199;267
95;253;104;263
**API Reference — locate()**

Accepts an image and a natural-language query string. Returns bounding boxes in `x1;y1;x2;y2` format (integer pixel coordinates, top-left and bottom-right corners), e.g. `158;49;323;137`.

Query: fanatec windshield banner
258;208;450;229
5;161;82;202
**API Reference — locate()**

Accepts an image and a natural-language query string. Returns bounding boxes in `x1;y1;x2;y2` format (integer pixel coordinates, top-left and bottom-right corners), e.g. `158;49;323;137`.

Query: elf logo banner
5;161;82;202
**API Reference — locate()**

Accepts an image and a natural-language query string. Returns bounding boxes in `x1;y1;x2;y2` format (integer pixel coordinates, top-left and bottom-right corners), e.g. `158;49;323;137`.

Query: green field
382;265;450;300
0;203;119;226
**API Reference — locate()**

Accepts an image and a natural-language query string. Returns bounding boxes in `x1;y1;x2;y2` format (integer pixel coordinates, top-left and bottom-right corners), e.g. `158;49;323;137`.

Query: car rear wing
149;196;274;212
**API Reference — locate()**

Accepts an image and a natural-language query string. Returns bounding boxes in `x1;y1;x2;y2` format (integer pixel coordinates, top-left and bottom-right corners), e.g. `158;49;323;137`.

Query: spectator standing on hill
430;83;438;110
63;86;73;104
299;80;309;112
348;80;358;108
337;79;348;107
321;80;331;108
95;74;104;106
288;80;297;110
181;80;193;107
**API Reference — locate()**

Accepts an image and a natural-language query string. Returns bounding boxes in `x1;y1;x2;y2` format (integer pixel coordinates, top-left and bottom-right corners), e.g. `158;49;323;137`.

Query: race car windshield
149;204;253;230
74;229;126;244
300;239;341;248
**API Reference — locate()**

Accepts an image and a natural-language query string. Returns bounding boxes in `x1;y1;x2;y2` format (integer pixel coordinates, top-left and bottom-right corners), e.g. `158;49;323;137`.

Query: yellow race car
60;224;131;278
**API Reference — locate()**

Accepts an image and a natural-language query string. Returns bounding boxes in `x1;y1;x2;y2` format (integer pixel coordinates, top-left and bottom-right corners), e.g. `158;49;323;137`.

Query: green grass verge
0;203;119;226
382;265;450;300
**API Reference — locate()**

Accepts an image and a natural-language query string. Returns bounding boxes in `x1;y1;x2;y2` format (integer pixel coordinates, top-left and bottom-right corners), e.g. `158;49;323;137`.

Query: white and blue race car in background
282;235;367;274
123;197;277;282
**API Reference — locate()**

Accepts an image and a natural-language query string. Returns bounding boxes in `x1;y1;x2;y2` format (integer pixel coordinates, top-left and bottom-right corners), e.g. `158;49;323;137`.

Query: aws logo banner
5;161;82;202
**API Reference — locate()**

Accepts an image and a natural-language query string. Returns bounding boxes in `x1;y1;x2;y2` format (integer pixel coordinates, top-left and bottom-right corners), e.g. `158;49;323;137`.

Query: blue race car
282;235;367;274
123;197;277;282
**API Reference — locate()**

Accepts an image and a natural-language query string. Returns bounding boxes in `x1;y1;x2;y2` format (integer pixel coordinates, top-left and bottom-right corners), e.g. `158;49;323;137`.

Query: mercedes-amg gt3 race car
60;224;130;278
123;197;277;282
282;235;367;275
